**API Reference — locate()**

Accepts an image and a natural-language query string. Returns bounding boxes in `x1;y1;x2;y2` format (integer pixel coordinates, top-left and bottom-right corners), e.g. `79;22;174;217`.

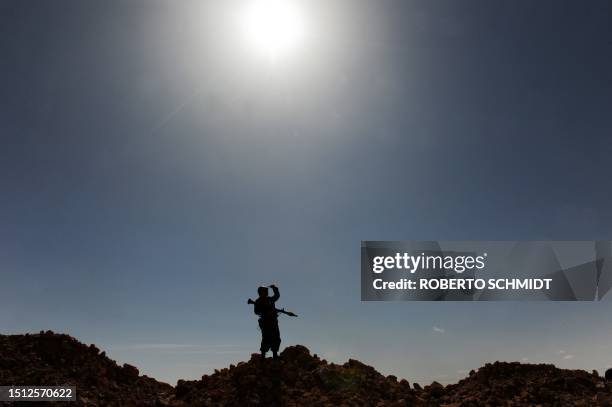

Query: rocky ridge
1;332;611;406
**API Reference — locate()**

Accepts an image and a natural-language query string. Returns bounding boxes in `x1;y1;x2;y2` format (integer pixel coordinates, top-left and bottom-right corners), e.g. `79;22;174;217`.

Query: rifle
247;298;298;317
276;308;298;317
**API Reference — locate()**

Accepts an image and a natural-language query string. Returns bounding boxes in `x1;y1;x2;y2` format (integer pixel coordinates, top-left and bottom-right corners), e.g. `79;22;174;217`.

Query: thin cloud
563;354;574;360
433;326;445;334
107;343;247;354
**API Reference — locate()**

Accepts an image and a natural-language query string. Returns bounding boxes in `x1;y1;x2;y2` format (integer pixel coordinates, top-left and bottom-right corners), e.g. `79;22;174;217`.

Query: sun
241;0;306;60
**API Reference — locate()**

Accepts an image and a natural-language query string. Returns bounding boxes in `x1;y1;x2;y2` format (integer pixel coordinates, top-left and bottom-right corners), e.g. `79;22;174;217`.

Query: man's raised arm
270;284;280;302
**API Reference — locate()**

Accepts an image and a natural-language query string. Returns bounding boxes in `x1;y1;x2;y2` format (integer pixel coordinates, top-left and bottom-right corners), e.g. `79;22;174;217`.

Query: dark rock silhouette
175;345;421;406
2;331;612;406
0;331;173;406
440;361;609;406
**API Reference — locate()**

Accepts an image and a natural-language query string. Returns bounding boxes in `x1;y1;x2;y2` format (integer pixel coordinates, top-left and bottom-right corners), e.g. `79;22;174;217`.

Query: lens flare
242;0;306;60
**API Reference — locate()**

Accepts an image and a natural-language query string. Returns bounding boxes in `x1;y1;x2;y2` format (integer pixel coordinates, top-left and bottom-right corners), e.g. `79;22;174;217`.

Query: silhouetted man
253;284;281;359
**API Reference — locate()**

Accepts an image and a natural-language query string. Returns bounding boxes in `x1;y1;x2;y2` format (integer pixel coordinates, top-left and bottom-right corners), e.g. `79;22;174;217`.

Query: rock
442;361;603;406
173;345;421;406
121;363;139;380
427;381;445;398
2;332;610;406
0;332;172;406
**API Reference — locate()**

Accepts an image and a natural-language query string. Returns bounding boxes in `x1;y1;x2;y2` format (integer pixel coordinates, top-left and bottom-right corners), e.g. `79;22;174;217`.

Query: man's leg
259;318;268;361
260;336;269;361
271;321;281;359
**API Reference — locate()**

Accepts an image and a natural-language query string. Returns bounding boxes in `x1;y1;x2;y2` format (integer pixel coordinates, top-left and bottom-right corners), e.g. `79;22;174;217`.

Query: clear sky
1;0;612;385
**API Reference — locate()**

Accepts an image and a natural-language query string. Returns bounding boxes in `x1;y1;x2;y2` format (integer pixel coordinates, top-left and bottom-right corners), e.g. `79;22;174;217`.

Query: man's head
257;286;268;297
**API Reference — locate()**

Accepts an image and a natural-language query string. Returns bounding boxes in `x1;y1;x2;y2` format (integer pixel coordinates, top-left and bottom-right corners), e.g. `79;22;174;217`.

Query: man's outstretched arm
270;284;280;302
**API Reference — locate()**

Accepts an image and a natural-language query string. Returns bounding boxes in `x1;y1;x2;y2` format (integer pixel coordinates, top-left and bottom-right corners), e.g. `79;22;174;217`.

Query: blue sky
1;0;611;384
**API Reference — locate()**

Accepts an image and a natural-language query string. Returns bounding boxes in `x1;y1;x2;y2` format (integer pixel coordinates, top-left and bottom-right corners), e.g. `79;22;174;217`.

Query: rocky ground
1;332;611;406
0;331;173;406
437;362;611;406
174;345;421;406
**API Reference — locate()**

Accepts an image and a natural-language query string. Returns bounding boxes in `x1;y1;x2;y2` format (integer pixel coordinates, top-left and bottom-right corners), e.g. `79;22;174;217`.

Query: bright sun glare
242;0;306;60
